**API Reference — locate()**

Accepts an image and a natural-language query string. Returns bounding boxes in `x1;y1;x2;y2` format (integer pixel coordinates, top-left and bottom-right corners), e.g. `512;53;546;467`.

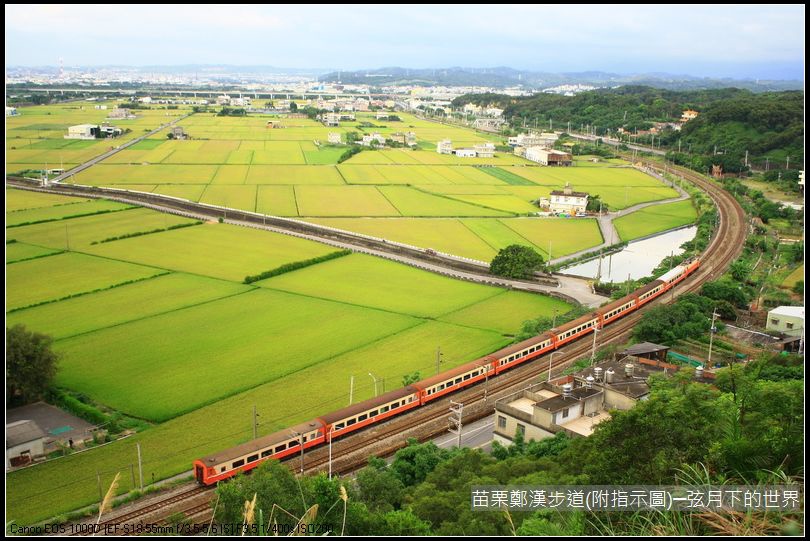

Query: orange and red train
194;258;700;484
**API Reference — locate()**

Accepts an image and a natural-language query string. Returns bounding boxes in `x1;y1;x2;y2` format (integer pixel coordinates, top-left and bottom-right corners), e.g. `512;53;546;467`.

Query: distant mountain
318;67;803;92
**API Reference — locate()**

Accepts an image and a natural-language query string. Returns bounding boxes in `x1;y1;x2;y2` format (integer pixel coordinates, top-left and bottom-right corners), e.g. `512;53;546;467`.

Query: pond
562;226;697;282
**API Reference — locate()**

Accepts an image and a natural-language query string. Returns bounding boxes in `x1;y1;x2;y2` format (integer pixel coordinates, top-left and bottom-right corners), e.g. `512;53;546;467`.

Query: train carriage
597;296;637;325
318;386;421;439
552;312;601;346
194;419;326;485
412;358;497;403
493;333;555;374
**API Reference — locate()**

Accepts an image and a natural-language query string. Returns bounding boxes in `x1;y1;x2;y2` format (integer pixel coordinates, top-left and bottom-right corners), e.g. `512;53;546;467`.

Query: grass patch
614;200;697;241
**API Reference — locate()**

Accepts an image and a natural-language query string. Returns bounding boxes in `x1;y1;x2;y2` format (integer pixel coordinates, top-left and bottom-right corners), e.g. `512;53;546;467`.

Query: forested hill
454;87;804;170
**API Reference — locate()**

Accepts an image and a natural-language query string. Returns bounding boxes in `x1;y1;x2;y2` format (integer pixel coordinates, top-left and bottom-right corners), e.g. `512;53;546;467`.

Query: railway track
50;161;746;533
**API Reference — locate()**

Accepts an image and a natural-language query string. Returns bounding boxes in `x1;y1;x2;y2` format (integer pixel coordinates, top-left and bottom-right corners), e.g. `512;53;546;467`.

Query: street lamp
707;311;719;367
368;373;380;397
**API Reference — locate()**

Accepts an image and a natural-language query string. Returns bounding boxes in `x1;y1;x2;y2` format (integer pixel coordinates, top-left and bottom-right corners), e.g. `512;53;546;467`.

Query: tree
402;371;421;387
289;101;298;112
490;244;545;279
6;324;59;406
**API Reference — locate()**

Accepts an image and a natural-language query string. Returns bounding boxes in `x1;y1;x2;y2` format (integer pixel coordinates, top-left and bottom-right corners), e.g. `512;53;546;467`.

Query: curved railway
36;159;746;532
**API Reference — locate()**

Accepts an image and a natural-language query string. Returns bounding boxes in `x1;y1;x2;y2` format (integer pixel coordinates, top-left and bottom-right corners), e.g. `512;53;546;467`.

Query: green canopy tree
490;244;545;279
6;324;59;406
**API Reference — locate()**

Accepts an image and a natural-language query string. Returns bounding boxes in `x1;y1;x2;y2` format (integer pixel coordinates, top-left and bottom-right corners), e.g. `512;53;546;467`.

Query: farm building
171;126;188;140
526;147;572;166
98;125;122;138
328;132;343;144
766;306;804;337
549;183;588;214
6;420;46;470
454;148;477;158
64;124;98;140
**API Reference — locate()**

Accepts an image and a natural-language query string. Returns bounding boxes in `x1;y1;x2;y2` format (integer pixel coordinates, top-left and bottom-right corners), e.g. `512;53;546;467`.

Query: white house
474;142;496;158
64;124;98;140
525;147;572;166
327;132;343;144
454;148;477;158
360;132;386;147
437;140;453;154
549;183;589;214
6;420;46;470
322;113;340;127
767;306;804;337
6;106;19;116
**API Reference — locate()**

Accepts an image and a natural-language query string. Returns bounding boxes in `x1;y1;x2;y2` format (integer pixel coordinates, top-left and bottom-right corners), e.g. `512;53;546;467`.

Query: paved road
52;113;192;183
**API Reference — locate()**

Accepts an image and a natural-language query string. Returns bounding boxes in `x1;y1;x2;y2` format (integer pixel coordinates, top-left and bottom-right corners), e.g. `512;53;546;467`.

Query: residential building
354;99;370;112
549;182;588;214
474;142;496;158
681;109;700;122
437;140;453;154
107;108;136;120
388;132;417;147
6;106;18;116
360;132;386;147
322;112;340;127
138;96;152;104
508;132;558;148
513;146;527;157
6;420;46;470
526;147;572;166
171;126;187;140
494;352;715;446
98;125;122;138
766;306;804;337
93;104;108;110
462;103;482;115
328;132;343;144
484;107;504;117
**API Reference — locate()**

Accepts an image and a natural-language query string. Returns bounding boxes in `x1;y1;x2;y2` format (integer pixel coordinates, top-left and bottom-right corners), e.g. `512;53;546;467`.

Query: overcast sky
5;4;805;79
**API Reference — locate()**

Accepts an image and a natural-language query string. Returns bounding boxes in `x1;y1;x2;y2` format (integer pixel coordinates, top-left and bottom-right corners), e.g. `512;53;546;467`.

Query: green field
6;188;89;211
6;199;132;226
613;200;697;241
6;252;166;311
7;273;249;340
8;207;198;250
781;264;803;288
259;254;502;317
54;288;419;421
295;185;400;216
84;223;338;281
5;241;62;263
439;290;572;334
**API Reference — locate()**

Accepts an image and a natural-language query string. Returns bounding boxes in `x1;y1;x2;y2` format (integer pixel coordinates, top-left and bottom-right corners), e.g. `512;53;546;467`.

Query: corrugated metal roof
769;306;804;319
6;420;46;448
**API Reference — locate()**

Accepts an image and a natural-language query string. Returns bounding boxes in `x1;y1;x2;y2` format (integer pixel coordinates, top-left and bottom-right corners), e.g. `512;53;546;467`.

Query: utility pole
253;405;259;440
328;426;335;480
436;346;443;375
707;311;719;367
368;373;380;397
448;401;464;448
590;327;599;365
547;351;554;382
136;443;144;490
348;375;354;405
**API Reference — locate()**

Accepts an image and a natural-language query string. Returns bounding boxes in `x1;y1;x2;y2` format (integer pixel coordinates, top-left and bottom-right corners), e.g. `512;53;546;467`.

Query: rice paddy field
613;199;698;241
5;103;690;524
6;188;575;524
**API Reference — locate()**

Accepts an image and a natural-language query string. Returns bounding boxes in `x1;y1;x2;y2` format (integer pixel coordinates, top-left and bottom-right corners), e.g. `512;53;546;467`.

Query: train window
232;459;245;468
347;418;356;426
248;454;258;463
358;414;367;422
463;373;471;381
221;466;226;473
370;409;379;416
335;423;345;430
289;439;299;448
454;377;462;384
261;450;273;458
380;405;389;413
275;444;285;453
391;401;400;408
302;435;308;443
